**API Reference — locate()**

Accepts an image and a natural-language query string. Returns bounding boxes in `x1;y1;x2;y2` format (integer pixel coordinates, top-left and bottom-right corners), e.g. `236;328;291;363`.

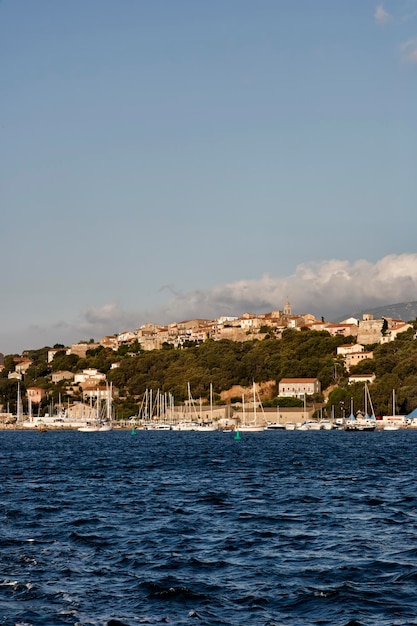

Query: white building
74;368;106;385
278;378;321;398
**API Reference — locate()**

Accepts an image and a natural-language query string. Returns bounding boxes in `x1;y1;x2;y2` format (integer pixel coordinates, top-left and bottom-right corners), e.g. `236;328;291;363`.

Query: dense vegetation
1;324;417;419
327;325;417;419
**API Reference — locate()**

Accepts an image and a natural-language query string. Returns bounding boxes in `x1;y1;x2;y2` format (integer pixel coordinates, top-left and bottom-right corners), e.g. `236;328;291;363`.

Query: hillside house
51;370;75;384
8;372;22;380
336;344;374;370
99;336;119;350
117;330;136;344
380;323;412;343
15;359;32;375
344;351;374;370
308;321;329;332
48;348;66;363
239;316;264;331
27;387;47;405
348;373;376;385
325;323;359;338
74;368;106;386
337;343;364;356
278;378;321;398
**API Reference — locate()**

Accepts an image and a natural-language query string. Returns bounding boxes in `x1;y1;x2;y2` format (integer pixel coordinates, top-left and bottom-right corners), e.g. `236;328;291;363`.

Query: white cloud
2;254;417;355
0;304;143;355
375;4;392;24
155;254;417;324
73;303;150;342
400;38;417;63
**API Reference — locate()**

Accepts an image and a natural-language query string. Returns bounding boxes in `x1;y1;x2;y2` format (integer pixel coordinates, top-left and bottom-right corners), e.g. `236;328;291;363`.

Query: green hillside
2;324;417;419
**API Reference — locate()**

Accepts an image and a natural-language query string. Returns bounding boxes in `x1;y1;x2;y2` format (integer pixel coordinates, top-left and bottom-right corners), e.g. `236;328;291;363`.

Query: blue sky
1;1;417;353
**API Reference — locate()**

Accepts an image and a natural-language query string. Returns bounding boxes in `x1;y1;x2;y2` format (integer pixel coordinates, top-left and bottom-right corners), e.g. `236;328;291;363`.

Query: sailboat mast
253;382;257;425
106;382;112;421
364;383;368;416
17;382;22;421
367;384;375;418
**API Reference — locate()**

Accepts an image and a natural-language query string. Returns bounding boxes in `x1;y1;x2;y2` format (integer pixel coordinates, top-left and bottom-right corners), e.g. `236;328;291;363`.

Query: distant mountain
340;301;417;323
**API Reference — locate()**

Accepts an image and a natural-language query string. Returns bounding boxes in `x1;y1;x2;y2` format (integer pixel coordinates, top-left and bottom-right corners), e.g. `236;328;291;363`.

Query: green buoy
131;428;136;435
234;429;241;440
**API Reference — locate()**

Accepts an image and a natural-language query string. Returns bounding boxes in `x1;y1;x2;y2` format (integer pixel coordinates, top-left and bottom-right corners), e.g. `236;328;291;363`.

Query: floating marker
234;430;241;440
131;428;136;435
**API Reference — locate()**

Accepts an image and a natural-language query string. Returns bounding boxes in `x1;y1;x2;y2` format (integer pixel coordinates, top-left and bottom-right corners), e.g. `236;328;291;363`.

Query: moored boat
265;422;285;430
344;422;376;432
344;386;377;431
297;421;321;430
239;424;264;432
78;421;112;432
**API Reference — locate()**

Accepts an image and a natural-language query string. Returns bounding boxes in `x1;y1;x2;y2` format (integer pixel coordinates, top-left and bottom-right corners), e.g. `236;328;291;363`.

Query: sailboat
238;384;264;432
23;394;37;428
297;393;321;430
344;385;376;431
99;383;113;430
78;384;113;432
195;384;218;431
343;397;357;431
265;402;285;430
383;389;401;430
173;383;199;430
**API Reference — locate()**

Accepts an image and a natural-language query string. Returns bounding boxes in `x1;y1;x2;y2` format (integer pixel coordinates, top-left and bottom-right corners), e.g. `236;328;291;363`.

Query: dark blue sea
1;429;417;626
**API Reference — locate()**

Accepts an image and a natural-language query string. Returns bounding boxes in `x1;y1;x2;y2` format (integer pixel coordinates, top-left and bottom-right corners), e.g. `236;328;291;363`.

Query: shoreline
0;423;413;432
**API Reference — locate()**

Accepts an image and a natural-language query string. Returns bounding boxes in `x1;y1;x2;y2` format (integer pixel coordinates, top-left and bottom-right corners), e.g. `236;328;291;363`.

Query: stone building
278;378;321;398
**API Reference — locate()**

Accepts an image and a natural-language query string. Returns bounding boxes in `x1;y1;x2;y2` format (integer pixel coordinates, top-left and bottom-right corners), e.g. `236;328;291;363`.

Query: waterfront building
278;378;321;398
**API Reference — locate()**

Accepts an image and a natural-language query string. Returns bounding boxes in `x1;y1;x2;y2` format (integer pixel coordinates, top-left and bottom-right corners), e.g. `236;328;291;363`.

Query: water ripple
2;430;417;624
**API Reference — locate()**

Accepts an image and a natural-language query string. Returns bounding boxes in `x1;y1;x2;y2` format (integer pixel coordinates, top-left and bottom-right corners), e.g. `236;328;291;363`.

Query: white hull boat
78;421;113;432
297;421;321;430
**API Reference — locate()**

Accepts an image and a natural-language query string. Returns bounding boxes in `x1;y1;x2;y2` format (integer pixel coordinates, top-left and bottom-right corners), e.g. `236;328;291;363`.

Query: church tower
284;298;292;317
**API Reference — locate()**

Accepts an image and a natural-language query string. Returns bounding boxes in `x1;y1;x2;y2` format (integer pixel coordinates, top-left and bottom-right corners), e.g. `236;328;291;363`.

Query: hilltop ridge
342;301;417;323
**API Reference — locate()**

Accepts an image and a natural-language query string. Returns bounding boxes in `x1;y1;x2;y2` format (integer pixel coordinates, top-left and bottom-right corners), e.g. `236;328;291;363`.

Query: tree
0;379;23;413
349;359;376;375
51;353;80;372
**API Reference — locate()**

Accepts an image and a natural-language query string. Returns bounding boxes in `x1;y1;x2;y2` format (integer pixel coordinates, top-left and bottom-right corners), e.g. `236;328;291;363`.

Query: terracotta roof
279;378;318;383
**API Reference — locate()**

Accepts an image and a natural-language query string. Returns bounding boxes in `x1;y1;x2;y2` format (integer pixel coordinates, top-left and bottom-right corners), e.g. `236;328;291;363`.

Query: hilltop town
1;298;415;425
1;299;412;371
47;299;414;356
